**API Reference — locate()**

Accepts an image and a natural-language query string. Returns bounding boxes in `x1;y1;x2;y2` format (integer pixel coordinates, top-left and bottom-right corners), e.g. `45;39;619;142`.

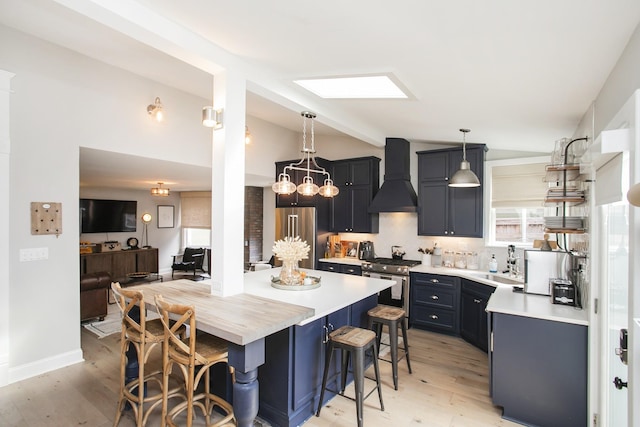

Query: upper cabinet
417;145;486;237
275;158;332;208
330;157;380;233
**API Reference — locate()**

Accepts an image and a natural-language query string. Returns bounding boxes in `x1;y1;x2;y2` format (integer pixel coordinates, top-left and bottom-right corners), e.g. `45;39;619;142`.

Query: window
180;191;212;249
486;157;552;246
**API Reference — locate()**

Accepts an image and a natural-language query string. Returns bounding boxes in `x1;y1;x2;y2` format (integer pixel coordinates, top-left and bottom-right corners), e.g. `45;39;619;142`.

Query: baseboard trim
7;348;84;385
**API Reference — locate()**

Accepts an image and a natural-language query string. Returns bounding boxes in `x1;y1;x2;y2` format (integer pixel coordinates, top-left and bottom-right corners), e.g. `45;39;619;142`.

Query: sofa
80;271;111;322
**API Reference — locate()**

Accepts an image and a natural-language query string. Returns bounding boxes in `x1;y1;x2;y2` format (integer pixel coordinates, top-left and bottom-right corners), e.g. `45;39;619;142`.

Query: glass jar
279;259;302;285
443;250;455;268
454;252;466;269
466;252;479;270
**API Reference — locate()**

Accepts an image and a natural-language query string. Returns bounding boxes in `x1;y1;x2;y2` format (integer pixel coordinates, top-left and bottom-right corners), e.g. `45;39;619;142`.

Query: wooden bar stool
367;305;412;390
154;295;236;427
112;282;173;427
316;325;384;427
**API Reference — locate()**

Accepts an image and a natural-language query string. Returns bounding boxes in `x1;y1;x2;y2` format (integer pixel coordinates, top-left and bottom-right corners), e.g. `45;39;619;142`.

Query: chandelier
272;111;339;197
150;182;170;196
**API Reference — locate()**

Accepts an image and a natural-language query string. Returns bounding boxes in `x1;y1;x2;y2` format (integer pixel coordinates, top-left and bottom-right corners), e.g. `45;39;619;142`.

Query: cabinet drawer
411;272;457;289
412;306;457;332
413;284;456;309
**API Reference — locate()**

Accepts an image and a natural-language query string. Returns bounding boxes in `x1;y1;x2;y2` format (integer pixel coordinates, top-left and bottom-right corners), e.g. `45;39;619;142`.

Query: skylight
294;75;408;99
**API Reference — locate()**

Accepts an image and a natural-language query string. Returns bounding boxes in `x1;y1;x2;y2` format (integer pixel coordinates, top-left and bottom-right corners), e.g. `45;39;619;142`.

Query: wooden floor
0;316;521;427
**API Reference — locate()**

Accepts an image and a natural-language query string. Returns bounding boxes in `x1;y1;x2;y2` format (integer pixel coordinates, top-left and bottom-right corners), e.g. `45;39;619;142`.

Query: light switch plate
20;247;49;262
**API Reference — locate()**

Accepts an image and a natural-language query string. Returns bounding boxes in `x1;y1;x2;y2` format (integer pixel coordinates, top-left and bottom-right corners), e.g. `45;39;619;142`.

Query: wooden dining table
128;279;314;427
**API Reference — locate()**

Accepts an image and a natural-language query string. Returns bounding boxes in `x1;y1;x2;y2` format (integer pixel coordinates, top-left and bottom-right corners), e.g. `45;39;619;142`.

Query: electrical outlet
19;247;49;262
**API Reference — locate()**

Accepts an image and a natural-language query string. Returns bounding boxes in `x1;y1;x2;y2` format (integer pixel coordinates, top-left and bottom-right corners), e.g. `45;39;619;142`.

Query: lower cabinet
460;279;495;352
80;248;159;281
318;261;362;276
258;295;377;427
490;312;587;427
409;272;460;334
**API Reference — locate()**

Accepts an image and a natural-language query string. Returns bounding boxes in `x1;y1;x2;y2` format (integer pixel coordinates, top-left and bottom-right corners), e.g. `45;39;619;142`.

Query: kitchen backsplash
337;212;524;273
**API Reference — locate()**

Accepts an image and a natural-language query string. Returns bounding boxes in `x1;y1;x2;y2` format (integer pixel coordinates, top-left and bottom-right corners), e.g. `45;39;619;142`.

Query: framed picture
341;240;359;258
157;205;175;228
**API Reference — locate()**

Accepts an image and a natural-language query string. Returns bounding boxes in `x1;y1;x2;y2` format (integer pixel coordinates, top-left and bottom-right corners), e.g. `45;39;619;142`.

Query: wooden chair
171;248;205;279
111;282;177;427
154;294;236;427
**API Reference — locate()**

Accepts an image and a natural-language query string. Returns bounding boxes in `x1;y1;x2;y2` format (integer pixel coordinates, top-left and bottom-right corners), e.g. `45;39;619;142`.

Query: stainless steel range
361;258;421;316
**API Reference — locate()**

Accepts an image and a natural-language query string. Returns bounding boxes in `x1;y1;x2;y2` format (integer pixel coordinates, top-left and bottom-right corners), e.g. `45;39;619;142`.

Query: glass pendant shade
319;178;340;197
297;176;319;196
272;173;297;195
449;160;480;187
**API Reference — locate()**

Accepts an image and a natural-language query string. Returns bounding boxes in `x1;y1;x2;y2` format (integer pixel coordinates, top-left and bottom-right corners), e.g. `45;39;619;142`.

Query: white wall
0;24;213;383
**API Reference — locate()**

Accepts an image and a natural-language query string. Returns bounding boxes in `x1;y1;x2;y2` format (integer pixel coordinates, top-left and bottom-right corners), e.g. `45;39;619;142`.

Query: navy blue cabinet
417;145;485;237
460;279;495;352
409;272;460;334
275;157;332;208
490;312;587;427
318;261;362;276
331;157;380;233
258;295;377;427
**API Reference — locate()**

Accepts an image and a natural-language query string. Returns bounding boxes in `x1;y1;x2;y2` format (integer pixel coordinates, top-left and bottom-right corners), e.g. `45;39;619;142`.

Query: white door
599;200;629;426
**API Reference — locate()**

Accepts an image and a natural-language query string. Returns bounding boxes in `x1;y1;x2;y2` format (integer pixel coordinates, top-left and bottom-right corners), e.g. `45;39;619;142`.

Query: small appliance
551;279;577;306
358;241;375;260
524;250;571;296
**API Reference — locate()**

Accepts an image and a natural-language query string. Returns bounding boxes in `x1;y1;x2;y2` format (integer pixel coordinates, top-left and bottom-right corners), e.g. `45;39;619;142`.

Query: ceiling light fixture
449;128;481;188
272;111;339;198
150;182;170;197
147;97;164;122
245;126;252;144
202;106;224;129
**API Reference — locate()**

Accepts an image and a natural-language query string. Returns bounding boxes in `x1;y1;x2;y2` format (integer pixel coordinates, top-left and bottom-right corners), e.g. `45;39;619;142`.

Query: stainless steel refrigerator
275;207;331;269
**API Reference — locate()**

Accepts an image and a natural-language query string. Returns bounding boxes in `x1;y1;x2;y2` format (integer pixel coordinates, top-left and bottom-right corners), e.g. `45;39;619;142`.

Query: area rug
83;317;122;339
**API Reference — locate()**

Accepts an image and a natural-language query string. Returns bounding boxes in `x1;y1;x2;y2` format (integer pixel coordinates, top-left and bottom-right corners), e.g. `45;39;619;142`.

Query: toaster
551;279;577;306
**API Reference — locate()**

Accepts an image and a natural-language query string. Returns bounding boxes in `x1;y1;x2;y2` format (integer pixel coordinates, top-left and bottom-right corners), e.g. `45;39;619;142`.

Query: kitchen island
243;268;391;426
130;267;391;427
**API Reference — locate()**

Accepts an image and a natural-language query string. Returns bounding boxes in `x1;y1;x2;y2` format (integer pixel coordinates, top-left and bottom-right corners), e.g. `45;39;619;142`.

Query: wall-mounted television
80;198;137;233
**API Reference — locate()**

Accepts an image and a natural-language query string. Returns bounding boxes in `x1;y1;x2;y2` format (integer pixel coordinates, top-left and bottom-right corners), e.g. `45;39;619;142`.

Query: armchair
171;247;205;279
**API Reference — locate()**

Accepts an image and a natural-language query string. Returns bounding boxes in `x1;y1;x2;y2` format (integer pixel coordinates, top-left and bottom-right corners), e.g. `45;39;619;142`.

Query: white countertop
486;286;588;326
409;264;524;287
242;267;392;326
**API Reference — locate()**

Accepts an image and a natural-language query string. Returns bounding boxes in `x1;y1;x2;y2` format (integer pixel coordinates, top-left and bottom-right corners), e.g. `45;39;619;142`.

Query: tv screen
80;199;137;233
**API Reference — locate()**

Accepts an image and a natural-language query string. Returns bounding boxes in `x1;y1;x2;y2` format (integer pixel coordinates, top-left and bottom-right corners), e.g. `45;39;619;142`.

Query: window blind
180;191;211;228
595;153;624;206
491;163;547;208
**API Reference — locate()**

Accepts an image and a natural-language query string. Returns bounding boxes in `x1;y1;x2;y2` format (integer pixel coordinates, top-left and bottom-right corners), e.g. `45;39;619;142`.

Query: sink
468;273;522;285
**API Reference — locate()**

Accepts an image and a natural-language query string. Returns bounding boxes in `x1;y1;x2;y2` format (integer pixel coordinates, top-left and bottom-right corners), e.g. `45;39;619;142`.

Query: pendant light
449;128;480;188
272;111;339;198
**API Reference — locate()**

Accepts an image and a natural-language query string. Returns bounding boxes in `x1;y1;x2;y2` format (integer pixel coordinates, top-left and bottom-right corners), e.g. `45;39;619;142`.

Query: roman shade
180;191;211;228
491;163;547;208
595;153;625;206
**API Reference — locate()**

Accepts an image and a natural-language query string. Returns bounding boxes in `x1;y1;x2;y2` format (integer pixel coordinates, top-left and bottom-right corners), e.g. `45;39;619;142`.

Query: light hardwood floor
0;318;521;427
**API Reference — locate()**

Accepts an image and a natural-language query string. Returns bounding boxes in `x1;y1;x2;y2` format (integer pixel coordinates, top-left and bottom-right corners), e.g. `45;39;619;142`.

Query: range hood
368;138;418;213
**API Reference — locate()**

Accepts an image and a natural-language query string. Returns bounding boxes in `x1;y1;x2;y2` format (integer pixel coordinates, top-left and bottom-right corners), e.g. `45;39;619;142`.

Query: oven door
363;271;408;315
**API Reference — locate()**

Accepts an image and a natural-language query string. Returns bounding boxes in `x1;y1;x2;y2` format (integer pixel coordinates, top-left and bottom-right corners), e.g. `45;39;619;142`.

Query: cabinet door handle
346;268;354;274
322;325;329;344
450;231;455;235
430;279;440;283
430;314;439;320
444;231;448;235
474;298;482;304
431;295;439;300
328;266;335;271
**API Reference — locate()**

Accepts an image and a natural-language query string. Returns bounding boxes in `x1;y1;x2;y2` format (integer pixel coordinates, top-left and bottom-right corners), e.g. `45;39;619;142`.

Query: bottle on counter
489;254;498;273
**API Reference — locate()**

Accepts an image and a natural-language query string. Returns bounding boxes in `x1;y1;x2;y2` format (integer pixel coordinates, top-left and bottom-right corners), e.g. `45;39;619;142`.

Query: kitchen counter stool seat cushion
171;247;205;279
367;304;412;390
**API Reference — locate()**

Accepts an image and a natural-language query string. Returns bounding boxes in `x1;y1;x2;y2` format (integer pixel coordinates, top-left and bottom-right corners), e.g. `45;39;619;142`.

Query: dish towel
391;278;402;300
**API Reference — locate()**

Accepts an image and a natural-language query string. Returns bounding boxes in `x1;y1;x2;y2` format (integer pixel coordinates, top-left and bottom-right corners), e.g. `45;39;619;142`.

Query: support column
211;70;246;296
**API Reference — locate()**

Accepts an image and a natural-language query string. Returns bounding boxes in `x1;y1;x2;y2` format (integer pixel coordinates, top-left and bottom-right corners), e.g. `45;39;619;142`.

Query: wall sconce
147;97;164;122
150;182;170;197
245;126;252;144
202;106;224;129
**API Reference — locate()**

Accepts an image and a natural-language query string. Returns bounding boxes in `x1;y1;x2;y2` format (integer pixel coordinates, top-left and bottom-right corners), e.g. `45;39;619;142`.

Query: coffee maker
358;241;375;260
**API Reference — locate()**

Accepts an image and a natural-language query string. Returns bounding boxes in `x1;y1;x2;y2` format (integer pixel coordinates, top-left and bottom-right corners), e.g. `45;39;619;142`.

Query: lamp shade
449;160;480;187
272;173;296;195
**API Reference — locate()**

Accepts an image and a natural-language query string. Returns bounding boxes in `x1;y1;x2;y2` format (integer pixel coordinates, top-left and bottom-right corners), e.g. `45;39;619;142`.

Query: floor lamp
141;213;152;248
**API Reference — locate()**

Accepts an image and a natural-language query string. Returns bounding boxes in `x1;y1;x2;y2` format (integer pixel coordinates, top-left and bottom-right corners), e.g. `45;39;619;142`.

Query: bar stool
111;282;172;427
316;325;384;427
367;305;412;390
154;295;236;427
